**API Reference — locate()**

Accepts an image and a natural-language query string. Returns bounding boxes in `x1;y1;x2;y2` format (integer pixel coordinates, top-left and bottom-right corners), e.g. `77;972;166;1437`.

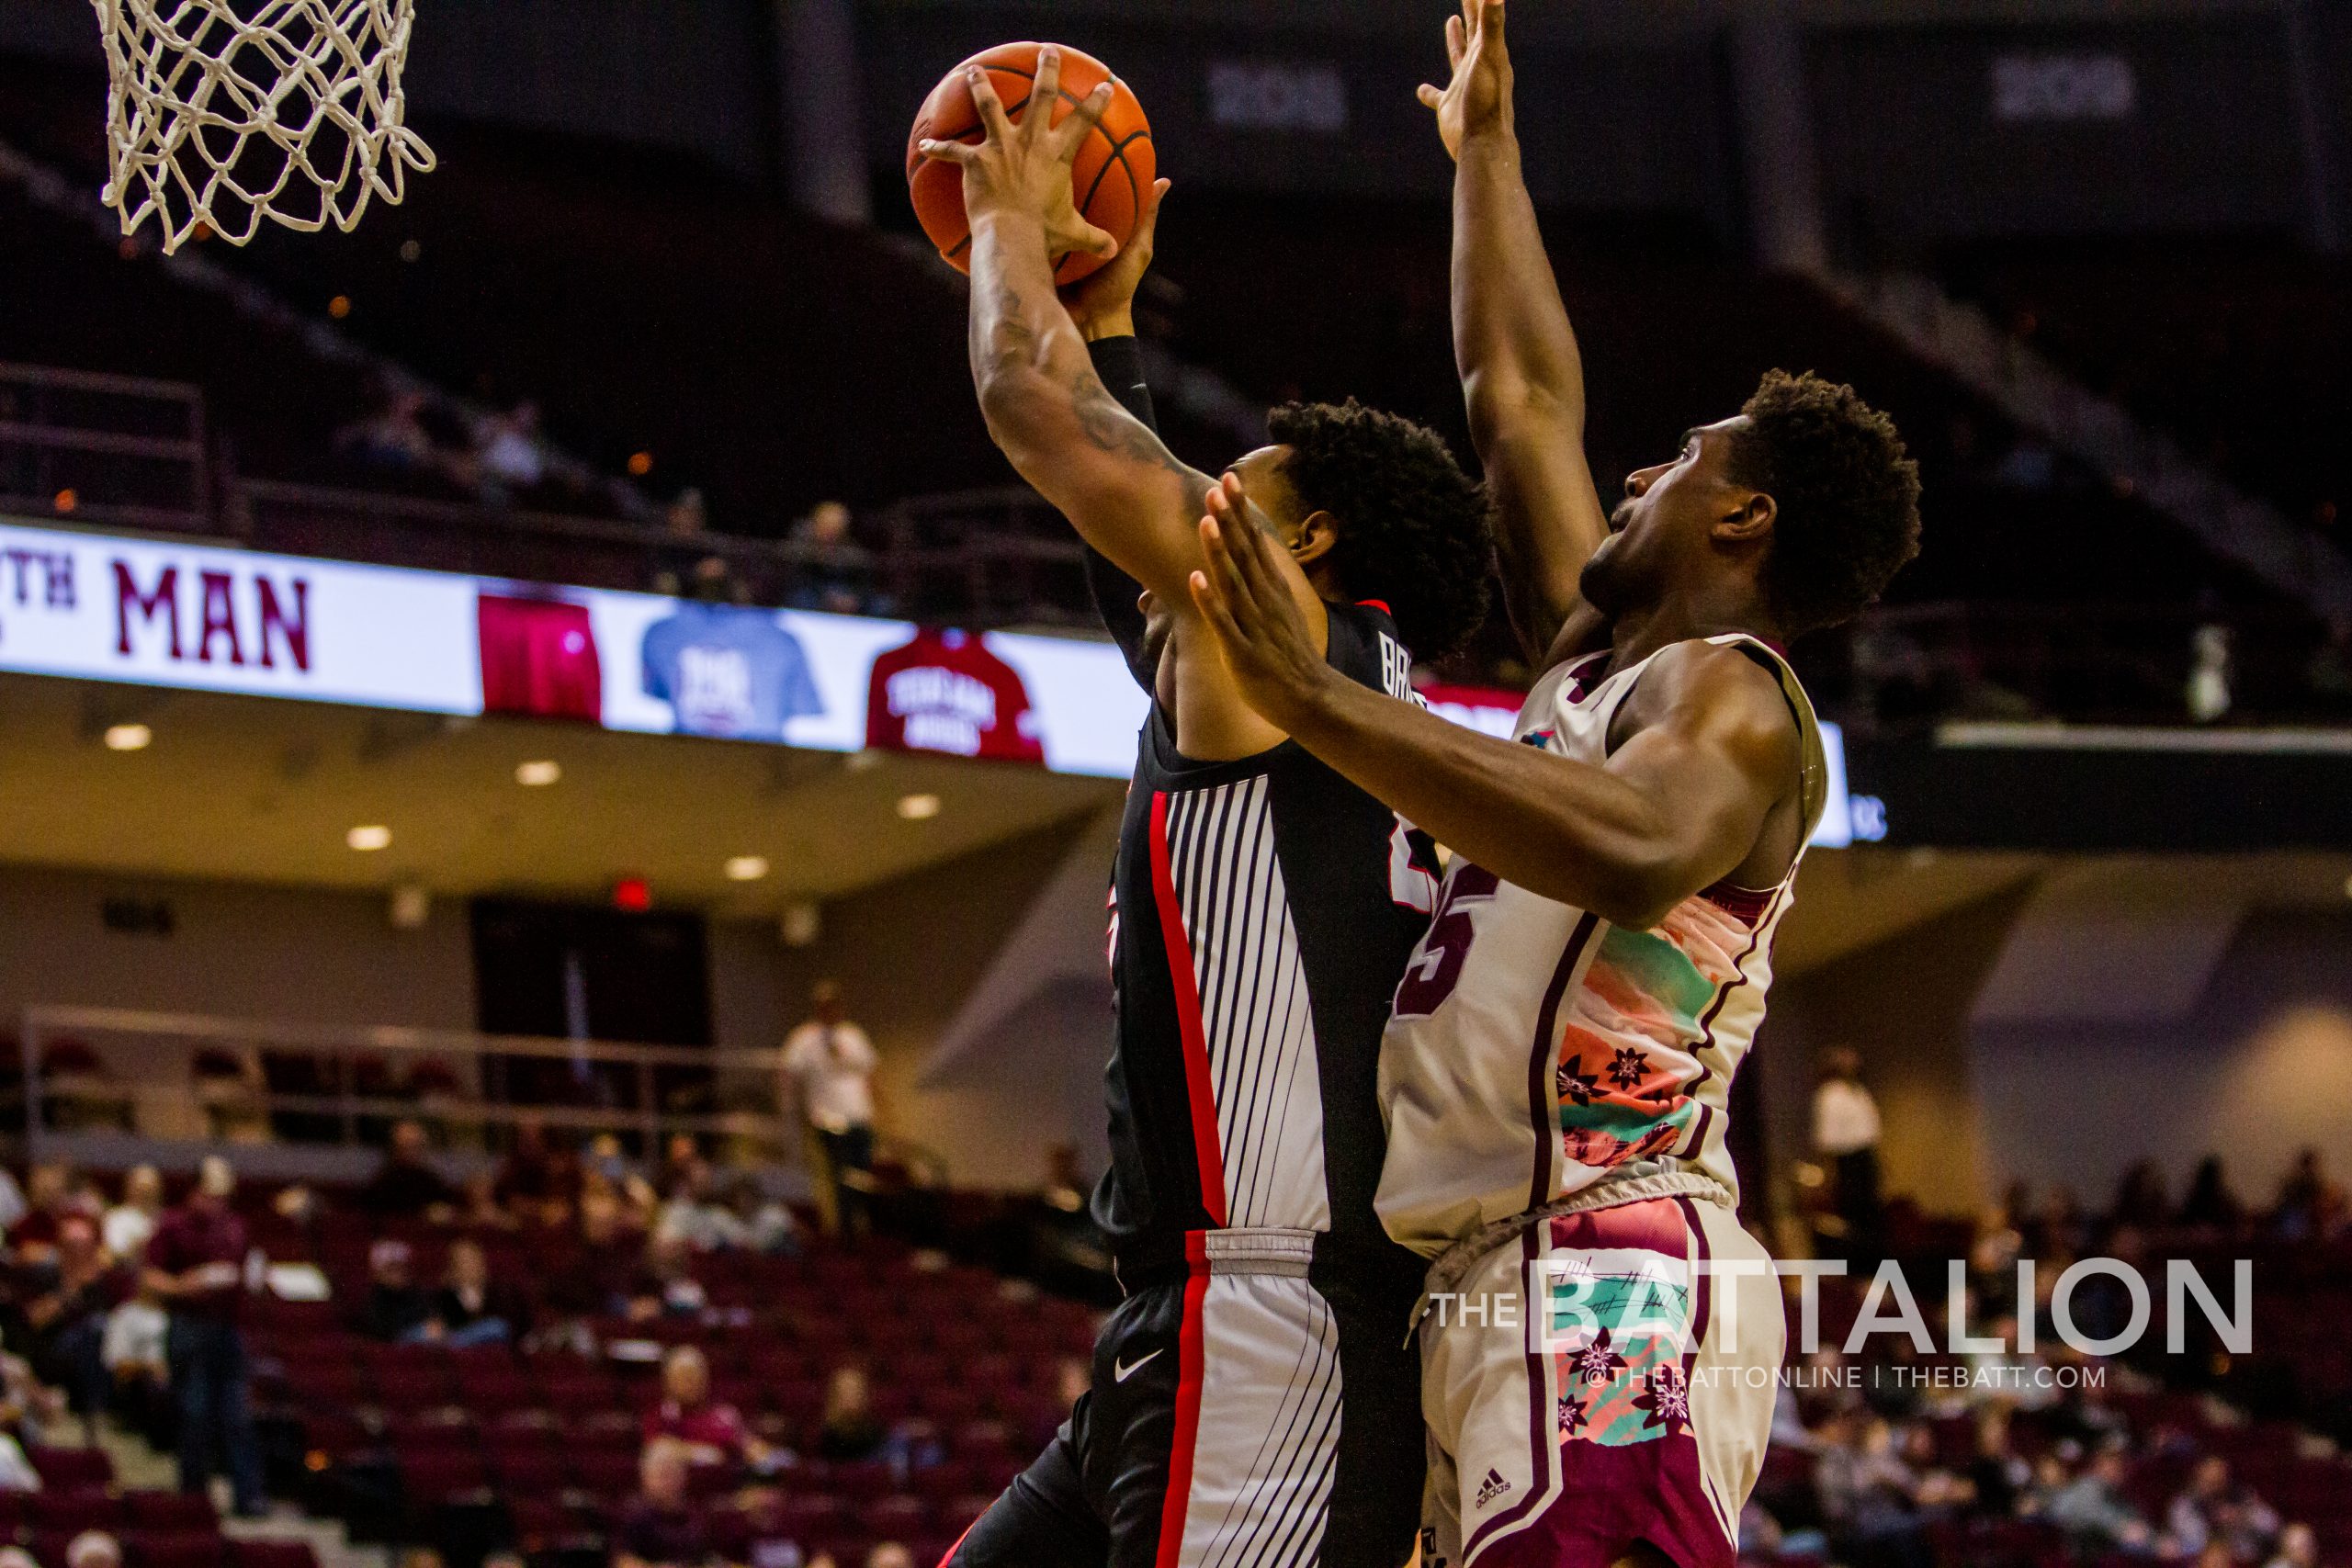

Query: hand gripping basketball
917;48;1121;272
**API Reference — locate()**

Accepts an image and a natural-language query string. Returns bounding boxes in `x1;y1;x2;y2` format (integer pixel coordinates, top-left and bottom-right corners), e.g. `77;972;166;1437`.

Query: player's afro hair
1727;370;1923;636
1269;399;1494;660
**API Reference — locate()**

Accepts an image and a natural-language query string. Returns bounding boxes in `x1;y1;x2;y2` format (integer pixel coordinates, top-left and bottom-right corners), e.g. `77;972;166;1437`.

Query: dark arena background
1;3;2349;1568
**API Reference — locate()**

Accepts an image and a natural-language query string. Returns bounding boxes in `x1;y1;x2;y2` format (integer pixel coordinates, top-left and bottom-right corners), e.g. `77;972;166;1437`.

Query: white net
92;0;435;254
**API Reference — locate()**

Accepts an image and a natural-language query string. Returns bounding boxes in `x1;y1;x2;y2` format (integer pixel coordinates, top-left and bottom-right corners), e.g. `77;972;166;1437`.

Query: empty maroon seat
503;1498;572;1551
230;1541;321;1568
124;1495;220;1534
27;1448;116;1490
489;1452;568;1495
863;1495;933;1537
30;1490;126;1532
571;1450;639;1500
399;1450;490;1503
128;1532;227;1568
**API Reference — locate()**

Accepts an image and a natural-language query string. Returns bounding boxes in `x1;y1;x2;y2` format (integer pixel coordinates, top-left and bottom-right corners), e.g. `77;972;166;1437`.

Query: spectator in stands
2177;1156;2246;1238
2165;1455;2279;1562
1812;1047;1884;1268
63;1531;119;1568
615;1438;710;1568
725;1180;801;1258
629;1232;709;1320
102;1166;164;1263
644;1346;775;1472
17;1215;125;1433
2271;1147;2346;1240
0;1169;23;1235
98;1274;171;1445
0;1546;35;1566
420;1238;522;1347
2188;625;2233;725
651;489;744;603
2110;1161;2172;1233
865;1546;913;1568
1965;1409;2029;1517
356;1120;459;1222
2042;1444;2155;1555
787;501;876;615
1815;1411;1935;1568
492;1115;582;1226
782;981;878;1239
360;1239;432;1341
475;400;548;498
337;388;438;477
2307;617;2352;712
655;1160;749;1253
145;1155;265;1516
458;1170;519;1232
2265;1521;2319;1568
544;1190;639;1327
812;1366;887;1464
734;1489;809;1568
10;1163;88;1263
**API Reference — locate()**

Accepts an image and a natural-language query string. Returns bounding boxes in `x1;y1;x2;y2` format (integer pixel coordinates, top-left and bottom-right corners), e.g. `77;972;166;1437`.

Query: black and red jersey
1091;600;1441;1287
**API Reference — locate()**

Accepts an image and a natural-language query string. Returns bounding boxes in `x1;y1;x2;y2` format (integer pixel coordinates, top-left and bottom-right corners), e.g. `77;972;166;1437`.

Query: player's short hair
1269;400;1493;660
1727;371;1922;635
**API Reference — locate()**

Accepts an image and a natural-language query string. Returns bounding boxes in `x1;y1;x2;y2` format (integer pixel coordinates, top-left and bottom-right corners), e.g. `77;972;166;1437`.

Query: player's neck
1607;581;1781;669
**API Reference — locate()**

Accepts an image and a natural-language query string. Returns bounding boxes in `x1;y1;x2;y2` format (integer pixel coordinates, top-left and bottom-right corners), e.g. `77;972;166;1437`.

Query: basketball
904;41;1155;288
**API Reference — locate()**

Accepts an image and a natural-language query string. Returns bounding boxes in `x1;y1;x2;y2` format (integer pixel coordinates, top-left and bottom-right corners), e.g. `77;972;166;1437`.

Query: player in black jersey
918;53;1495;1568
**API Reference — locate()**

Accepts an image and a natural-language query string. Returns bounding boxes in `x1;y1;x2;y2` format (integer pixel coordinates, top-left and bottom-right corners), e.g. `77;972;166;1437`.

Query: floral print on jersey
1555;892;1758;1175
1538;1205;1697;1449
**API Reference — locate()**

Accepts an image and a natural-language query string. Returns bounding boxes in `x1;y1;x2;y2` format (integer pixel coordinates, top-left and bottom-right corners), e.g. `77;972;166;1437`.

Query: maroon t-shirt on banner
865;627;1043;764
147;1203;250;1323
477;593;604;723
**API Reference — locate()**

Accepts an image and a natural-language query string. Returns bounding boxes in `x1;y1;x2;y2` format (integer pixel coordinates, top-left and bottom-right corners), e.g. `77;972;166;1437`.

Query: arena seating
222;1192;1095;1566
0;1446;309;1568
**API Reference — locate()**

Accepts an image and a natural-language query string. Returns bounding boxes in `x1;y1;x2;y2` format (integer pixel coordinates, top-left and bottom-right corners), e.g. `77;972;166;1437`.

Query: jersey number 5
1392;863;1501;1019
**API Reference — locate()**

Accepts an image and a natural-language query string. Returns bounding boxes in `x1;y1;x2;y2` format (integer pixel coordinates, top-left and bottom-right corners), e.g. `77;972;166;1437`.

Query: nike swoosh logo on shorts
1114;1348;1163;1382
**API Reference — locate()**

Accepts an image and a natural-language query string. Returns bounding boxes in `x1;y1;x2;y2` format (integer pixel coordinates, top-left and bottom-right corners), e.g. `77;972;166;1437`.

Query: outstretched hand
919;48;1119;265
1418;0;1513;162
1187;473;1337;733
1063;175;1172;340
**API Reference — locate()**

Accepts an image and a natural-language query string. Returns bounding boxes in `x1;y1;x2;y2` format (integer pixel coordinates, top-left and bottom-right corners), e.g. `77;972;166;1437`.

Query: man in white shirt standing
1812;1045;1885;1266
781;980;878;1238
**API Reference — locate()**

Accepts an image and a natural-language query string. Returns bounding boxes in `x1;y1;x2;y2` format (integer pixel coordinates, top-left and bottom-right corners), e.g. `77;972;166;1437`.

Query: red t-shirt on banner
865;627;1044;764
478;593;604;723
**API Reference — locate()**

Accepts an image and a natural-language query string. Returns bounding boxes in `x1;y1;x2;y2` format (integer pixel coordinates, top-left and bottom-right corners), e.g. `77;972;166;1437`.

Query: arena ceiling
0;673;1119;913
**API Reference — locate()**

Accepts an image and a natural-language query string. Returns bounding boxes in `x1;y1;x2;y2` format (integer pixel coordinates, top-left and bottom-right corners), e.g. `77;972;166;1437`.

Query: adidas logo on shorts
1474;1468;1512;1508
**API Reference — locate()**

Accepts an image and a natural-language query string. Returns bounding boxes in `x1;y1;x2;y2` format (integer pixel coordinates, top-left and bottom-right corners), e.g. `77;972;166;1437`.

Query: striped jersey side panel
1162;779;1333;1232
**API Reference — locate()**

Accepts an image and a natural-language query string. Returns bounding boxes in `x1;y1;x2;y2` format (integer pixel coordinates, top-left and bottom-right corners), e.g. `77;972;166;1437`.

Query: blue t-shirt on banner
640;603;823;739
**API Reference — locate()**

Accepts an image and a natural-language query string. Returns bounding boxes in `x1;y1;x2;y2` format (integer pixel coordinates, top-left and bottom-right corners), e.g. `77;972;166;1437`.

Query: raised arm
920;56;1215;601
1420;0;1611;662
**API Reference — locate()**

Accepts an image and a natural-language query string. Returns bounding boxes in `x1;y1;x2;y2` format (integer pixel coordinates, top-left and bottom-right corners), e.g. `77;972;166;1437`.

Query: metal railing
0;363;209;533
17;1003;801;1168
0;358;1096;629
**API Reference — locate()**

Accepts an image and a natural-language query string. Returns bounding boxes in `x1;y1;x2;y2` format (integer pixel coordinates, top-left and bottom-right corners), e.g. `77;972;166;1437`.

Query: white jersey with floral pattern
1375;634;1826;1258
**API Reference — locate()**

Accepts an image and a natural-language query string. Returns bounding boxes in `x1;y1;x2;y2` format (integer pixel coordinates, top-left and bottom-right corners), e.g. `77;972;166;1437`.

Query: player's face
1580;416;1750;615
1226;446;1306;542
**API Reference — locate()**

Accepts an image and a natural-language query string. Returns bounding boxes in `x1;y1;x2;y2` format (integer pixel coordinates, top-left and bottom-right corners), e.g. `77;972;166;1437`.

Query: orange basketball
905;41;1155;288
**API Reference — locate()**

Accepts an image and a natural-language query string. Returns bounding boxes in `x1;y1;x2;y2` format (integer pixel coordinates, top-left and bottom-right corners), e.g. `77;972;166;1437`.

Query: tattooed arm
967;208;1216;600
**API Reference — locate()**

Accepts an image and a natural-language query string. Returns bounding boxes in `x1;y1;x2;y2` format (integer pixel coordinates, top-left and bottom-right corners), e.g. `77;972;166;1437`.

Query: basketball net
92;0;435;254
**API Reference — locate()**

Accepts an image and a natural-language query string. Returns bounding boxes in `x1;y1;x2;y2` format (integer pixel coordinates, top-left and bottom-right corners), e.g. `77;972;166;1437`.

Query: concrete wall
1973;908;2352;1210
775;811;1106;1191
1763;878;2042;1217
0;863;477;1032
